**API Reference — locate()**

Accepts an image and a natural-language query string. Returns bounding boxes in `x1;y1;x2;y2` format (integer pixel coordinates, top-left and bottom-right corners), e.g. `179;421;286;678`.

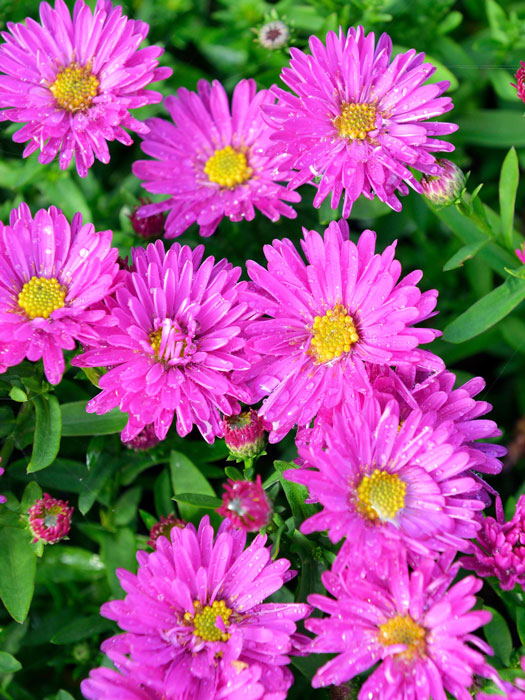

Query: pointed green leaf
443;276;525;343
169;451;215;520
27;394;61;473
456;111;525;148
274;461;318;527
0;651;22;674
483;606;512;666
499;147;519;247
173;493;222;508
51;614;113;644
0;527;36;622
443;240;488;271
60;401;127;436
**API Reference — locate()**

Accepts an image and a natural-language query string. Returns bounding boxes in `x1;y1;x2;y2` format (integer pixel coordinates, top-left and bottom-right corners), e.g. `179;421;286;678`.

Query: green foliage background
1;0;525;698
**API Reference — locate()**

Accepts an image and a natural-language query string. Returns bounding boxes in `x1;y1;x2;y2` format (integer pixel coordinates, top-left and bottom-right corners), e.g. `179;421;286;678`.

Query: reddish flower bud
128;197;165;239
217;475;272;532
123;423;160;451
420;159;465;206
511;62;525;104
223;410;266;461
147;514;186;549
28;493;73;544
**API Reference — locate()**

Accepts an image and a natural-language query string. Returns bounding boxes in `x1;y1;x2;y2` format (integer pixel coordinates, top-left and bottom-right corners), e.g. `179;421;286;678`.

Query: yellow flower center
378;615;426;660
309;304;359;363
184;600;232;642
356;469;406;522
149;327;187;361
334;102;377;140
18;276;67;319
50;61;99;113
204;146;252;188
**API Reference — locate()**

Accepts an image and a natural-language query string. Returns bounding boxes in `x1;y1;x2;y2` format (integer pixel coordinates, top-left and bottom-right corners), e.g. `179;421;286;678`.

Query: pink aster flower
97;515;310;699
511;62;525;104
265;26;457;216
516;245;525;265
308;548;494;699
223;409;267;460
286;393;484;564
72;239;252;443
217;475;272;532
461;496;525;590
243;219;442;442
28;493;73;544
132;79;301;238
0;0;171;177
0;203;119;384
477;658;525;699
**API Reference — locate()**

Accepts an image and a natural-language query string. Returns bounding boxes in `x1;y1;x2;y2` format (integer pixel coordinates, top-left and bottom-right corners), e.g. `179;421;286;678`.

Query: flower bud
421;159;465;206
147;514;186;549
28;493;73;544
217;475;272;532
128;197;165;239
257;19;290;50
123;423;160;451
511;61;525;104
223;409;266;461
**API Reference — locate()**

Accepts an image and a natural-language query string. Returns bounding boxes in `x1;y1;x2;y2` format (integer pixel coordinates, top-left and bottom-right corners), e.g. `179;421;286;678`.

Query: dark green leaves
499;147;519;248
169;451;216;520
483;606;513;666
0;651;22;674
27;394;61;473
60;401;127;436
173;492;222;508
0;527;36;622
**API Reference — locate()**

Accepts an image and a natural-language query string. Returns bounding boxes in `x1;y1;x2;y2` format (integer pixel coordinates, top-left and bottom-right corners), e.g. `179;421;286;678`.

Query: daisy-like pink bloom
132;79;301;238
286;394;484;564
264;26;457;216
0;203;119;384
307;548;494;699
0;0;171;177
73;239;252;443
243;219;442;442
462;496;525;590
97;515;310;700
217;475;272;532
28;493;73;544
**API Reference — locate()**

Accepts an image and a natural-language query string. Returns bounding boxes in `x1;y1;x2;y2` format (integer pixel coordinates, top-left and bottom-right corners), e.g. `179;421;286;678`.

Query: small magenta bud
223;409;267;461
511;62;525;104
420;159;465;206
258;19;290;50
123;423;160;451
128;197;165;239
147;514;186;549
516;246;525;265
28;493;73;544
217;475;272;532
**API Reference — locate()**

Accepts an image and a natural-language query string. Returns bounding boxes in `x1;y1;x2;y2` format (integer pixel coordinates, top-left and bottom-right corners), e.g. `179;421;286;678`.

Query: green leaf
55;692;76;700
19;481;43;514
99;528;136;596
173;493;222;508
225;466;243;481
274;461;318;527
483;606;513;666
27;395;61;473
112;487;142;526
443;240;488;271
499;147;519;248
456;111;525;148
51;614;113;645
139;509;158;531
60;401;127;436
36;546;104;584
500;317;525;353
516;607;525;646
8;386;27;402
78;437;116;516
0;651;22;674
443;276;525;343
0;527;36;623
42;174;92;222
154;469;174;518
489;69;519;101
169;451;216;520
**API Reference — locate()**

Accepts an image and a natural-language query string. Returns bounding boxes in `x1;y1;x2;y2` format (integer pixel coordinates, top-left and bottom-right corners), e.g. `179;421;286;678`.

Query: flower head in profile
217;475;272;532
462;496;525;590
73;239;253;443
308;548;494;699
421;158;465;206
512;62;525;104
147;514;186;550
28;493;73;544
243;219;442;442
223;409;267;460
265;26;457;216
0;0;171;177
286;394;483;564
96;515;310;699
0;203;119;384
132;79;301;238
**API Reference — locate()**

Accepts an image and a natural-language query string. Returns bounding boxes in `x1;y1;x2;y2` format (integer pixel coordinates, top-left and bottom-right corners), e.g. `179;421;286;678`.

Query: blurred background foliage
1;0;525;698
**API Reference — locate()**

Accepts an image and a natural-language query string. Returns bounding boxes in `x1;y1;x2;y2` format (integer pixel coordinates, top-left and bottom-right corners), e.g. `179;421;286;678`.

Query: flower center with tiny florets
378;615;426;659
50;61;99;113
18;276;67;319
43;505;61;528
309;304;358;363
334;102;377;140
149;326;188;362
356;469;406;522
204;146;252;188
184;600;232;642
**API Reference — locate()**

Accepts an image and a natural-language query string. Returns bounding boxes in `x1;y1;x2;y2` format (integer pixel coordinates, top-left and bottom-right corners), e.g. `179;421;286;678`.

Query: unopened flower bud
257;19;290;50
511;61;525;104
28;493;73;544
123;423;160;451
421;159;465;206
223;409;266;461
147;514;186;549
217;474;272;532
128;197;165;239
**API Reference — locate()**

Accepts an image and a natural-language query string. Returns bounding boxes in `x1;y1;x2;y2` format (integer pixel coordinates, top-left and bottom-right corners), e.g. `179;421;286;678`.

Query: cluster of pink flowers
0;2;516;698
